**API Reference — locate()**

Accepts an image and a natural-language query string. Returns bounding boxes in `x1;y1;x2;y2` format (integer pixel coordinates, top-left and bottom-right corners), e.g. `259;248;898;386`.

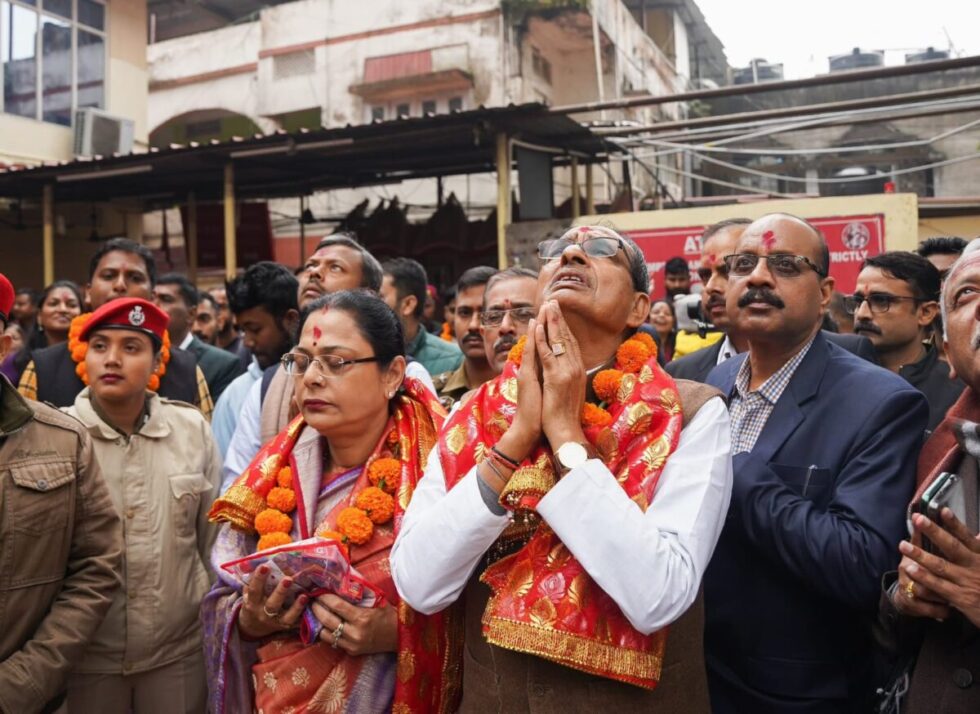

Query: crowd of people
0;215;977;714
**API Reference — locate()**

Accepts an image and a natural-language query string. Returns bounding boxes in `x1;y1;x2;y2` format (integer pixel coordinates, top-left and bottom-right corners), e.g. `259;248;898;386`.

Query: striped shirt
729;336;816;454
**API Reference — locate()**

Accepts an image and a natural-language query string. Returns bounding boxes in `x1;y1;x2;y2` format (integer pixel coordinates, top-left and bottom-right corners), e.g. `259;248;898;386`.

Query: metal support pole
223;163;237;280
622;159;634;212
299;196;306;265
42;184;54;285
186;192;198;282
495;133;510;269
570;156;580;219
585;162;595;216
590;2;605;120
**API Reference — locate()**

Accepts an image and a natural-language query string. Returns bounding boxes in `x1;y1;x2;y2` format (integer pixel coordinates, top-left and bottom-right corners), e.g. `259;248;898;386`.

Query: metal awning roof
0;104;611;205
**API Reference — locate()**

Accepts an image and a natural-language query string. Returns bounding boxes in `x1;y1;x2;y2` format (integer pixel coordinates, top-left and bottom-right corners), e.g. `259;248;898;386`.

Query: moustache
705;294;726;310
737;288;785;309
462;331;483;343
494;335;517;353
853;320;882;336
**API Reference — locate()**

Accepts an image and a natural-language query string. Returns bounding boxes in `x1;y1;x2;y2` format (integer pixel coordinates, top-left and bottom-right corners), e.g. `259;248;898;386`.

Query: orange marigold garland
616;338;650;374
250;462;298;551
367;457;400;494
68;312;171;390
355;486;395;525
630;331;658;359
255;508;293;535
266;486;297;513
337;507;374;545
508;335;528;366
332;449;401;543
256;430;405;554
256;532;292;551
504;332;656;431
592;369;624;403
315;529;350;558
581;402;613;427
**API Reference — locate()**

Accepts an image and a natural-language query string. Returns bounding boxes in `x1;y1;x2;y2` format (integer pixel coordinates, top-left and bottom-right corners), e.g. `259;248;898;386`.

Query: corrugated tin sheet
0;103;612;205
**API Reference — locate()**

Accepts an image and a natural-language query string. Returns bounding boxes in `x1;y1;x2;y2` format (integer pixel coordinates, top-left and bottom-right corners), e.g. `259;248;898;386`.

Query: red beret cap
79;298;169;345
0;274;14;324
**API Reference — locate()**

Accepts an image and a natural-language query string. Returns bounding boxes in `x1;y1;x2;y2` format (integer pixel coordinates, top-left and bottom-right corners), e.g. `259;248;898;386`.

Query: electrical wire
621;114;980;158
626;151;797;198
607;95;980;156
682;151;980;185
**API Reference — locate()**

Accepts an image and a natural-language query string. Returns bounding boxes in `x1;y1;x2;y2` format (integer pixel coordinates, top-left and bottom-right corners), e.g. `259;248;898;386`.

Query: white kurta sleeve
220;377;263;493
391;450;510;615
536;397;733;634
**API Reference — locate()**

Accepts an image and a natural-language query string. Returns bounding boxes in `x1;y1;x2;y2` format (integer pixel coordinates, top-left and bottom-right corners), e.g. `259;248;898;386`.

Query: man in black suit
667;218;877;383
18;239;210;414
154;274;244;401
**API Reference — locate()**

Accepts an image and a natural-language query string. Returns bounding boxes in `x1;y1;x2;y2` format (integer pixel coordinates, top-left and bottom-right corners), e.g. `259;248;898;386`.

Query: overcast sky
695;0;980;79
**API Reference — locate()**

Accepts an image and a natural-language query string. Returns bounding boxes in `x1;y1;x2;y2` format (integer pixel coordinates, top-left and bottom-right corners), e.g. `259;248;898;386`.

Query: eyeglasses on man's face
537;235;625;261
842;293;922;316
479;306;536;327
723;253;827;279
281;352;380;377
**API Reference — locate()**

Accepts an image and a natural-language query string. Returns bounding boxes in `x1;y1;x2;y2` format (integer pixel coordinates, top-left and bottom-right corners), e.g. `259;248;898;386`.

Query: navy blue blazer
703;331;928;710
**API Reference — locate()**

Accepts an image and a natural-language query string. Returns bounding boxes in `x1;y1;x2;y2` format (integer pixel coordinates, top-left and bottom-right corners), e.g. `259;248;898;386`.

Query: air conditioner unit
73;108;135;157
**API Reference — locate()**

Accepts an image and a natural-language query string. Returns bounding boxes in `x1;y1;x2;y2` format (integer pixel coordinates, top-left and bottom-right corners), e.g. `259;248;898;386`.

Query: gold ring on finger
331;621;345;648
552;341;567;356
905;581;916;600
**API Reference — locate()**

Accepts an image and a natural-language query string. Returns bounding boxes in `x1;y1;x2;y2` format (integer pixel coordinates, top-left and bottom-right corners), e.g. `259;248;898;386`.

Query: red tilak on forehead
578;226;591;235
312;326;322;342
704;253;717;267
761;230;777;249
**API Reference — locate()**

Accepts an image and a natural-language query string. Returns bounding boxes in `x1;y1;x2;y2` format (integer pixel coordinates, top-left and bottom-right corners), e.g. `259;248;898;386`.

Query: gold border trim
483;615;663;688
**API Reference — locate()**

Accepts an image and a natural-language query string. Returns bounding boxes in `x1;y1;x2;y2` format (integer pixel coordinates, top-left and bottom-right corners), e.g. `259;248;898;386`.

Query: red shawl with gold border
209;378;461;713
438;353;684;688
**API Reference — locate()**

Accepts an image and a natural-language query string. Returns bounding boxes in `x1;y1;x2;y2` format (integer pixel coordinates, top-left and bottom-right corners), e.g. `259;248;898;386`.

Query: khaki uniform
433;363;480;409
0;376;122;714
64;390;221;714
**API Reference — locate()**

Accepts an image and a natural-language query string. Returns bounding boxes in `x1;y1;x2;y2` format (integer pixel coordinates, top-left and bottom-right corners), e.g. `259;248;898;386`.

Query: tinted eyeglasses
479;306;536;326
842;293;922;316
537;235;625;261
281;352;380;377
723;253;827;279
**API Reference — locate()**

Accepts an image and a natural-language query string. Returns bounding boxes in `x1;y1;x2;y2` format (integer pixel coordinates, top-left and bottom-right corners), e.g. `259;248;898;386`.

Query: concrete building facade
0;1;149;288
146;0;722;262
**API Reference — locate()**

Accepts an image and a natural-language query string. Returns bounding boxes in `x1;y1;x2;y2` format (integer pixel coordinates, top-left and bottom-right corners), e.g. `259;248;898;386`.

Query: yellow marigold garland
68;312;171;390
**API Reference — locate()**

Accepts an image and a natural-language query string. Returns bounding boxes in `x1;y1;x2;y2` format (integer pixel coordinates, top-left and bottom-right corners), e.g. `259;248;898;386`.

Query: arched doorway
149;109;268;148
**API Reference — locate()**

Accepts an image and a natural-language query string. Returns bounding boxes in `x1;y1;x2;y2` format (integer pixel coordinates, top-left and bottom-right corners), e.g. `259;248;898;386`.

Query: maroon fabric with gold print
438;353;684;688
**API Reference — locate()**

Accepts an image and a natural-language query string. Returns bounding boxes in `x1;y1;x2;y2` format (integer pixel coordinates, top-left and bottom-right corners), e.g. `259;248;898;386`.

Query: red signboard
624;214;885;297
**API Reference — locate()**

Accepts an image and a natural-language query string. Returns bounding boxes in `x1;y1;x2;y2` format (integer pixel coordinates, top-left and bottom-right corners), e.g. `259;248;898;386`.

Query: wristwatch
555;442;591;474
